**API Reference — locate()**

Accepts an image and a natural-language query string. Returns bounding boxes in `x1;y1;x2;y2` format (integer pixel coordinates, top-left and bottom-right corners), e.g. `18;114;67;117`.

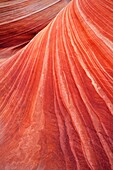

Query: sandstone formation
0;0;113;169
0;0;68;57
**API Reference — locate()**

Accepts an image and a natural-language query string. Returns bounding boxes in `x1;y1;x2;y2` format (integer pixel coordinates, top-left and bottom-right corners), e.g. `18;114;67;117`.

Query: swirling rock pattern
0;0;113;169
0;0;68;58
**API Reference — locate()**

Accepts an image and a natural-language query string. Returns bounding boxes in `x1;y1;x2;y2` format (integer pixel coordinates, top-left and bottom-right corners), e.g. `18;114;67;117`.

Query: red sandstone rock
0;0;68;57
0;0;113;169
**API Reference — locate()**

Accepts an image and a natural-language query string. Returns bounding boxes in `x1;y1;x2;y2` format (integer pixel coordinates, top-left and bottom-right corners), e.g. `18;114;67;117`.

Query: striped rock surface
0;0;113;169
0;0;68;58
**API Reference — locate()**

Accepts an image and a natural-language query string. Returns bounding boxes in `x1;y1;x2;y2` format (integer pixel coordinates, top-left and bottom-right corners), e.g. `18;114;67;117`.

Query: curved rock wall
0;0;68;57
0;0;113;169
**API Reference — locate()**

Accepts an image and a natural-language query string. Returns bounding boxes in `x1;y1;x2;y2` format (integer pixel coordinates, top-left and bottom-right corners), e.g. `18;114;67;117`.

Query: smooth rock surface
0;0;113;169
0;0;68;57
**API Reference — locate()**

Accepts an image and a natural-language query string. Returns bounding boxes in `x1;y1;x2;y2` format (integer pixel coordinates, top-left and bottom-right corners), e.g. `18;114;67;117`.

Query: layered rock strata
0;0;68;57
0;0;113;169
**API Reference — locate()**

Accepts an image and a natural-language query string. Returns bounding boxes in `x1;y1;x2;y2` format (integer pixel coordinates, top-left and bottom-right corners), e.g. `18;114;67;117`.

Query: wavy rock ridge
0;0;68;58
0;0;113;169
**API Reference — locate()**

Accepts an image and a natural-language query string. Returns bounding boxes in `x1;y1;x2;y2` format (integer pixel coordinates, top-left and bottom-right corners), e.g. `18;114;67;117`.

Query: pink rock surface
0;0;113;169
